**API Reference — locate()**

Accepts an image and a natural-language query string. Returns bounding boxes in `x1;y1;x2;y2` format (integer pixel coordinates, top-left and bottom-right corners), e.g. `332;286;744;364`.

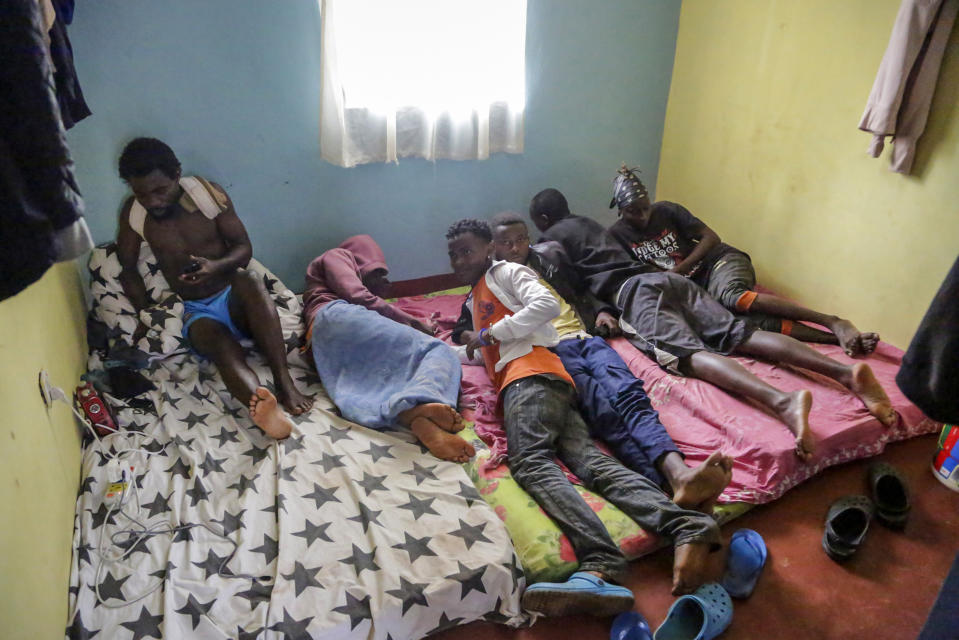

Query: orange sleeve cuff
735;290;758;312
781;319;794;336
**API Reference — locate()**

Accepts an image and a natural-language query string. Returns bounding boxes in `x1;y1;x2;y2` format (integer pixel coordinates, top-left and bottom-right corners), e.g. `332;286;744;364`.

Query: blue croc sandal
721;529;767;599
611;611;653;640
522;571;635;617
653;583;733;640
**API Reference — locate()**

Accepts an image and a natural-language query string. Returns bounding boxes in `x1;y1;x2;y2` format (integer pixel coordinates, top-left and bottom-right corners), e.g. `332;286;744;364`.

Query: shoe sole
521;587;635;617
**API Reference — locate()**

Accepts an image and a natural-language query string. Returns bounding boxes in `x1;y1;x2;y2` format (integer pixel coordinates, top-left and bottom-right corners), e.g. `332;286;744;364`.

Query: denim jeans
502;375;720;582
553;336;680;488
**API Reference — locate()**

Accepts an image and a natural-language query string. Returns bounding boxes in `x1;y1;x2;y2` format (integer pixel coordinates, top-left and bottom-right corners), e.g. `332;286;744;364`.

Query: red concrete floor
434;433;959;640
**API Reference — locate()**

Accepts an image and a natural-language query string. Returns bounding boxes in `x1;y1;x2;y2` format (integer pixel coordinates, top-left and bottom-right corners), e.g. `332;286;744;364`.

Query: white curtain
319;0;526;167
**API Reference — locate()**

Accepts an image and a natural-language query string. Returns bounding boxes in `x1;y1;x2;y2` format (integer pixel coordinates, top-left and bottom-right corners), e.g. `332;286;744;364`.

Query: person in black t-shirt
530;187;898;462
607;166;878;357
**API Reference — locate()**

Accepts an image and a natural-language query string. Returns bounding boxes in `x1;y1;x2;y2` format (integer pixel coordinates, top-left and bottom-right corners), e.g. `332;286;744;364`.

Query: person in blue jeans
485;211;733;512
447;219;722;616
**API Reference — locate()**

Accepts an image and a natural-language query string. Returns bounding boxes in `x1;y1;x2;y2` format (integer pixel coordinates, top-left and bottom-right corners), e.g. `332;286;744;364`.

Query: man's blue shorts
182;285;247;345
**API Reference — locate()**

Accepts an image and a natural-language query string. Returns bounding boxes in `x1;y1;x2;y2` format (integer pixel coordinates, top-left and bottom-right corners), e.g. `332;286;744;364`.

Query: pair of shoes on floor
522;571;634;617
822;461;911;562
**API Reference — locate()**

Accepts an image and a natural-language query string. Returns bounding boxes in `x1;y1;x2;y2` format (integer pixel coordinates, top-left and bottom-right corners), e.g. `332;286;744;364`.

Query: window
319;0;527;167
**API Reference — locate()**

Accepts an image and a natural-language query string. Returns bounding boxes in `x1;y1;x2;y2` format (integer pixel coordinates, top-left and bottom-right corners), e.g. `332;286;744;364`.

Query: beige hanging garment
859;0;959;174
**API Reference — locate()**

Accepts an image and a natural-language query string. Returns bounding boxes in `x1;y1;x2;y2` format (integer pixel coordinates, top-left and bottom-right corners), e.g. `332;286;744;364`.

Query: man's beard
148;205;175;219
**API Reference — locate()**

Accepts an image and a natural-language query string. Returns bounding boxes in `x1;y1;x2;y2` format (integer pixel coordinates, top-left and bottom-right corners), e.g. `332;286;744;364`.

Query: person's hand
669;263;694;277
178;255;220;284
462;330;484;360
411;317;436;335
594;311;621;338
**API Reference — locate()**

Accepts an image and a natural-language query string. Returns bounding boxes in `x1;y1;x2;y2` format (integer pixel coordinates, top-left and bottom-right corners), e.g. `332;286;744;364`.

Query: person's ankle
658;452;689;488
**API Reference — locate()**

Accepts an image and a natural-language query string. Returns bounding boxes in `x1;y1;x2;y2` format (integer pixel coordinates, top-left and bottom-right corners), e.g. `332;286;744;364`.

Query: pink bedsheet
394;292;941;505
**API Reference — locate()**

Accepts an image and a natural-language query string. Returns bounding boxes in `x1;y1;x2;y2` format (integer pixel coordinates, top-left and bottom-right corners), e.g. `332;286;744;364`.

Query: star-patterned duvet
66;245;526;639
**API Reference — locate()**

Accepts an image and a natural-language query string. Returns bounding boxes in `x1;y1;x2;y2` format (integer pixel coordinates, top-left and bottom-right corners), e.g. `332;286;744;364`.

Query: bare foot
829;318;880;357
671;451;733;512
399;403;465;433
775;390;814;462
828;318;863;356
277;378;313;415
848;363;897;427
859;332;880;355
672;542;711;595
249;387;294;439
409;417;475;462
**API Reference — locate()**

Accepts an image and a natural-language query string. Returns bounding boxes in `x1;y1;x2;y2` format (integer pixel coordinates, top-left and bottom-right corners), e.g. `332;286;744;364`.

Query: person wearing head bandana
607;165;878;357
529;186;898;463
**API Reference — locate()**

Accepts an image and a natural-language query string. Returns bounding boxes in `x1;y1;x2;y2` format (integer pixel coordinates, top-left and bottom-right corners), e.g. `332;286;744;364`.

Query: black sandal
868;461;910;530
822;495;874;562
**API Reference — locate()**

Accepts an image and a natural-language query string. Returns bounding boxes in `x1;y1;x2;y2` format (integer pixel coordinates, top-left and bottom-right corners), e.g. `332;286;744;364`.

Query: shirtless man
116;137;312;438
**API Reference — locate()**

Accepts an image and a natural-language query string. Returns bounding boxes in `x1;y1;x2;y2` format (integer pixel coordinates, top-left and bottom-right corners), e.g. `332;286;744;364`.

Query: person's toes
249;390;266;415
721;455;735;474
860;332;880;354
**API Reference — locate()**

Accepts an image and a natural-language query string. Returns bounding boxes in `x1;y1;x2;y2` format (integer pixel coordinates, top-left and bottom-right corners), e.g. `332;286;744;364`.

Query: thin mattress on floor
392;288;940;580
67;246;527;639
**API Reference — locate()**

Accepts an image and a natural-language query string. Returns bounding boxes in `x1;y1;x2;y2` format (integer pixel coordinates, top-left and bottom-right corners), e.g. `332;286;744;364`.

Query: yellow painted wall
658;0;959;349
0;263;87;639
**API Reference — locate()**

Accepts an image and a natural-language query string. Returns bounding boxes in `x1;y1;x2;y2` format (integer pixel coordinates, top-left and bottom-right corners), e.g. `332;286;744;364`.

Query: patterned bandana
609;164;649;209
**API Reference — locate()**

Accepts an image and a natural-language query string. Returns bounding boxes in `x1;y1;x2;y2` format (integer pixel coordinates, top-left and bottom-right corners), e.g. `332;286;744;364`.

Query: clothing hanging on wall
896;255;959;425
48;0;90;129
859;0;959;174
0;0;92;302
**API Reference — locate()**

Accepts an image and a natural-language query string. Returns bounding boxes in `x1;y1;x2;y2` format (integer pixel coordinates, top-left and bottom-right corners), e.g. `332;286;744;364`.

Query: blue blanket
311;300;461;429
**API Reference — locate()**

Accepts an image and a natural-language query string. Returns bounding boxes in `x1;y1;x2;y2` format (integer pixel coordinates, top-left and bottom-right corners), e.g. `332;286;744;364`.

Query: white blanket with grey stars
66;246;526;639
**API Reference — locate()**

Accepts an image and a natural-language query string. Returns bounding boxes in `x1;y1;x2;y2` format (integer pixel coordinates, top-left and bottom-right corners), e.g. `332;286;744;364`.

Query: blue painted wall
65;0;680;288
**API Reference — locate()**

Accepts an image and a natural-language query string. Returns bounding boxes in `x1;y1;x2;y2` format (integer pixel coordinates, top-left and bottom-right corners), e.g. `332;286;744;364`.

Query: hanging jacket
859;0;959;173
0;0;92;302
48;0;92;129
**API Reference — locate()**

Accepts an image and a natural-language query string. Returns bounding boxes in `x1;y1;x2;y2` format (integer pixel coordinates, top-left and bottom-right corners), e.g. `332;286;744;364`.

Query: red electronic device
75;382;117;437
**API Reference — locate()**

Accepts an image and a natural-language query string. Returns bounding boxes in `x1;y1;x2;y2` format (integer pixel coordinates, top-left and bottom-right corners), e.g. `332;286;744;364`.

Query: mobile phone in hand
182;260;201;275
